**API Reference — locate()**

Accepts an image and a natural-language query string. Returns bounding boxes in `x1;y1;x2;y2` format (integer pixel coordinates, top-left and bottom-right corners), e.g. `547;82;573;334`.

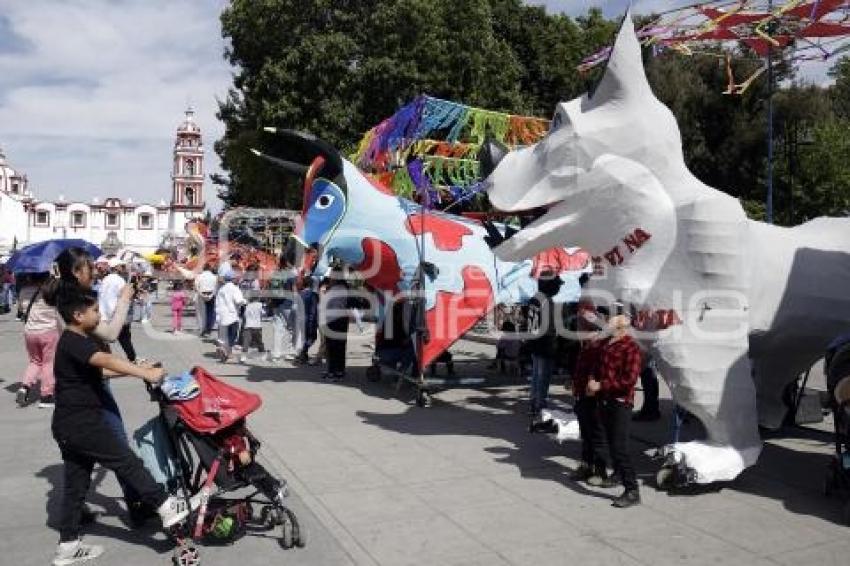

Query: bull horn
478;135;509;179
250;148;309;177
261;128;344;181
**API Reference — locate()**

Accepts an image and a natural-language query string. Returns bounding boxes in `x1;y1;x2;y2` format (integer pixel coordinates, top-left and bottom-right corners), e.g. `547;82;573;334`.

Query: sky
0;1;837;212
0;0;231;210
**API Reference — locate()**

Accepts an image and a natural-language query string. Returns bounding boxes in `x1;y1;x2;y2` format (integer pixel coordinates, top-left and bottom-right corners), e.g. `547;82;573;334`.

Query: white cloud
0;0;232;210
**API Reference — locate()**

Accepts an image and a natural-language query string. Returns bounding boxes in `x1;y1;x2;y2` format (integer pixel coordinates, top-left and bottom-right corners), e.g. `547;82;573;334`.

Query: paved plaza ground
0;300;848;566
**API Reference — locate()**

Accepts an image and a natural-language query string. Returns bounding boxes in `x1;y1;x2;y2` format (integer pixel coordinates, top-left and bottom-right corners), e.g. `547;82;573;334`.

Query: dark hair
595;305;610;318
56;289;98;324
203;263;212;272
42;247;93;306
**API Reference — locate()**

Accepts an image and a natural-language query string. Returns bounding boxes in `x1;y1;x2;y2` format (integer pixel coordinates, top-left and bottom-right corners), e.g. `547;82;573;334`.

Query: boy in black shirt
51;290;191;565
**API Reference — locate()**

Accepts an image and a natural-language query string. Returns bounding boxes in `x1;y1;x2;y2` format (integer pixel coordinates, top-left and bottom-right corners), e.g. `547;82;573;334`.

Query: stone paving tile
683;502;839;557
318;486;432;527
344;512;490;566
497;535;645;566
374;451;476;485
603;520;776;566
442;501;575;554
303;464;399;498
438;551;513;566
408;476;525;514
769;538;850;566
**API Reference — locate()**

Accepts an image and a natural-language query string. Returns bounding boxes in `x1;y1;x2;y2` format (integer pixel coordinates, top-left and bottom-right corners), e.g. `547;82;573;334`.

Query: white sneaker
53;539;104;566
239;356;248;364
283;354;296;361
157;495;190;528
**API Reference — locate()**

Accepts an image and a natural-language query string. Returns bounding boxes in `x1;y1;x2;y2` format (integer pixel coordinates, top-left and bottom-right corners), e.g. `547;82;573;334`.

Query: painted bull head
252;129;347;248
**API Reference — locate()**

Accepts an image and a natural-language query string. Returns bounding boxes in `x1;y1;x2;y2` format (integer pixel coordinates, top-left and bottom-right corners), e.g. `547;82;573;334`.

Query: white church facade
0;108;207;255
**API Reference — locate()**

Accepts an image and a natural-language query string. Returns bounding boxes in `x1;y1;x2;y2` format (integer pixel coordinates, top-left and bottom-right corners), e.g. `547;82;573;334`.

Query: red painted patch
354;238;403;293
633;309;683;331
404;213;472;251
302;156;326;216
421;266;494;369
365;173;396;196
532;248;590;277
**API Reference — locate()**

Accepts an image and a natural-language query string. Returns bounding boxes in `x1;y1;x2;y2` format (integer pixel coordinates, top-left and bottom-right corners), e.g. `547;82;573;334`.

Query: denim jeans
530;354;554;411
271;307;295;358
100;384;141;504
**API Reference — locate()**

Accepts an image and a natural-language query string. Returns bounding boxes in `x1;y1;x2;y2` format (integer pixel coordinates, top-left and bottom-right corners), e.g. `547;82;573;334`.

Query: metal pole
766;0;775;224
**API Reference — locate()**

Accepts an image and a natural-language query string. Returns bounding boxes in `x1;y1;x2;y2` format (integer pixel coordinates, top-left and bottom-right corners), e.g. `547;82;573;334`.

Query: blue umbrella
5;239;103;274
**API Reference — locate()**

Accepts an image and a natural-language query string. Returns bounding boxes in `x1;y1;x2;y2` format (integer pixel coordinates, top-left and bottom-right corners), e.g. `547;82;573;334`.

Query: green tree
829;56;850;119
216;0;538;207
786;119;850;221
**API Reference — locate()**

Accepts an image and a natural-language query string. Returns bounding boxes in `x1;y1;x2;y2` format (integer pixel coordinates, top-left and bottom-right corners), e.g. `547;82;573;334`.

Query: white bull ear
588;11;652;106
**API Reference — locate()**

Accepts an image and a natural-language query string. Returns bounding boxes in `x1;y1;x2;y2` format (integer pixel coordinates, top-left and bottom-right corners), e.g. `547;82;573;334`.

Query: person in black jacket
321;272;351;381
527;270;563;415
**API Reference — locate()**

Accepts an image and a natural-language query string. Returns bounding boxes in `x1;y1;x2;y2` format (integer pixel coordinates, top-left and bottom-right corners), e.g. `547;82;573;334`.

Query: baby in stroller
139;367;304;564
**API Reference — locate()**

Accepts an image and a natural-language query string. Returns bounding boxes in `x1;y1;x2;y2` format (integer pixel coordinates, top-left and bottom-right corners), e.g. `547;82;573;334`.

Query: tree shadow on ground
356;388;847;524
36;464;173;553
204;337;848;525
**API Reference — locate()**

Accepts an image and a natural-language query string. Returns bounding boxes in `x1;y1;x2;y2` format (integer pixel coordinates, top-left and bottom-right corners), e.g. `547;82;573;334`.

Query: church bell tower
171;107;205;209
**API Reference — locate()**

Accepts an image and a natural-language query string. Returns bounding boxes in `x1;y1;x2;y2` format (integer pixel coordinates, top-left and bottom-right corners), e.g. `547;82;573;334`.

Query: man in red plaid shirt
586;303;643;508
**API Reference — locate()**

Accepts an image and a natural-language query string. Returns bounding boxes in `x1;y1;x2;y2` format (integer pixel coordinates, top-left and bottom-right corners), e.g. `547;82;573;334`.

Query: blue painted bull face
296;178;347;248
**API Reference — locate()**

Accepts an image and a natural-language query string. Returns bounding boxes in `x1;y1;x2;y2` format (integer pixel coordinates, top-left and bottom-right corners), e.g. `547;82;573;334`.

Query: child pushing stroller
50;288;195;565
140;366;305;563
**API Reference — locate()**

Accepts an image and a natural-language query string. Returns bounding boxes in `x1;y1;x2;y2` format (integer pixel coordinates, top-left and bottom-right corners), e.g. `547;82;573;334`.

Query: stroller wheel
280;516;295;549
656;466;676;491
366;366;381;382
259;505;281;529
172;543;201;566
278;506;304;549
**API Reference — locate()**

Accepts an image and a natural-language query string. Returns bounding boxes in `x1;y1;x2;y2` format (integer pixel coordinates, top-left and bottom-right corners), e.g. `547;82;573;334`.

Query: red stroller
150;367;304;565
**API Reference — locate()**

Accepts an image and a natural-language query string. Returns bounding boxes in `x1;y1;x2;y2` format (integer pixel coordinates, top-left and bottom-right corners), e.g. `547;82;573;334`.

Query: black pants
600;399;638;491
325;318;348;375
242;328;265;352
639;365;660;414
53;412;167;542
203;299;216;334
117;324;137;362
574;396;609;471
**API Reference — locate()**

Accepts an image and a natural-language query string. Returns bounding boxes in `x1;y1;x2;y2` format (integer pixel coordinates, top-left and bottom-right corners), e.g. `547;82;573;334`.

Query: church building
0;108;207;255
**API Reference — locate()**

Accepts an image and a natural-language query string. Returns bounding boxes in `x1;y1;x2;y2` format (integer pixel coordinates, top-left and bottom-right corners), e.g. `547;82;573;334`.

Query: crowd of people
0;244;679;564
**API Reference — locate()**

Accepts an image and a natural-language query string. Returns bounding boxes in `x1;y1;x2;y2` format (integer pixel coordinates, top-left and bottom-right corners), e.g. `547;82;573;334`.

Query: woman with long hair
43;247;132;341
44;247;157;525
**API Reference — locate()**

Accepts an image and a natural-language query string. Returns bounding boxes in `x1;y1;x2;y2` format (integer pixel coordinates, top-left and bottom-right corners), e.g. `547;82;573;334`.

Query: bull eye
316;194;334;210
